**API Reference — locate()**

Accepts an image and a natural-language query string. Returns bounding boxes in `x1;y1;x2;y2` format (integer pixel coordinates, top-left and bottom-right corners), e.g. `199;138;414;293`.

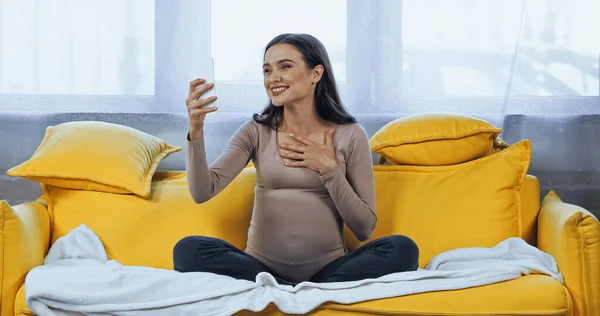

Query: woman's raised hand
186;78;218;140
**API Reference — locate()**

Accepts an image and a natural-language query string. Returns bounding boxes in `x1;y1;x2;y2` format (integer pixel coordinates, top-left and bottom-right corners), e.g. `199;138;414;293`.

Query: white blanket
26;224;564;316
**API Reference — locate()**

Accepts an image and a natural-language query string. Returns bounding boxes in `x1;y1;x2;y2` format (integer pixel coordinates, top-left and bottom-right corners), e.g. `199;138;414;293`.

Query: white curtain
1;0;598;114
0;0;154;95
346;0;599;116
0;0;599;212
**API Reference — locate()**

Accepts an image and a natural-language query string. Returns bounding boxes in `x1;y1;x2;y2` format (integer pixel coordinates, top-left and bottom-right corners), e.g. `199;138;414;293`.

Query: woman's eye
282;64;291;69
263;69;271;74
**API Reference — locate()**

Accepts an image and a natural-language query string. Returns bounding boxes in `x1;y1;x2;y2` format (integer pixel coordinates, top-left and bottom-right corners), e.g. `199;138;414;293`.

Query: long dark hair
253;33;356;130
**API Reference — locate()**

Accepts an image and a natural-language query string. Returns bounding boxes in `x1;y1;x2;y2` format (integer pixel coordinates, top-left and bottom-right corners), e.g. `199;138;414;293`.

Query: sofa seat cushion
14;283;34;316
14;275;570;316
312;275;571;316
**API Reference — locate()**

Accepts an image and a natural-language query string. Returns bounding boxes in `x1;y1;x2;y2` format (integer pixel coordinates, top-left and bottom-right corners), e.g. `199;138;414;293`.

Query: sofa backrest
46;163;540;270
45;169;256;270
344;174;540;251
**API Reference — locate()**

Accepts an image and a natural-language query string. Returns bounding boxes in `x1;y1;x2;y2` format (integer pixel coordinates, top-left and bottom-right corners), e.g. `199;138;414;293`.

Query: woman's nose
270;74;282;83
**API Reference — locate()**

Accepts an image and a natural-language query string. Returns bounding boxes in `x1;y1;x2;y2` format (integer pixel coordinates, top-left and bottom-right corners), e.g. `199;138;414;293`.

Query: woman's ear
312;65;324;84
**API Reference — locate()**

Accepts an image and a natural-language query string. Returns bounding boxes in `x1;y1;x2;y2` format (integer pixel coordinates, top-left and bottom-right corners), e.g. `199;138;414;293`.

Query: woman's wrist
319;162;339;175
188;127;204;142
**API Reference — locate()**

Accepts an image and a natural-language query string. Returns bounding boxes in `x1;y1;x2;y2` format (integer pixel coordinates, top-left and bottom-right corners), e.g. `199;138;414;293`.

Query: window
0;0;597;114
208;0;347;113
0;0;154;96
400;0;600;97
211;0;347;83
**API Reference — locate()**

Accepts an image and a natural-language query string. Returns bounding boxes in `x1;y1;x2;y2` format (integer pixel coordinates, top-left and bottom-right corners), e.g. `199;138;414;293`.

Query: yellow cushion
538;191;600;316
370;113;502;166
0;200;50;316
345;140;531;267
343;174;540;251
520;175;541;246
311;275;570;315
7;121;181;197
43;168;256;269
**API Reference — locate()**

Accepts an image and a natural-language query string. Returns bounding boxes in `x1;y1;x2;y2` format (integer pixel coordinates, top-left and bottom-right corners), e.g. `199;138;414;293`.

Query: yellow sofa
1;116;599;316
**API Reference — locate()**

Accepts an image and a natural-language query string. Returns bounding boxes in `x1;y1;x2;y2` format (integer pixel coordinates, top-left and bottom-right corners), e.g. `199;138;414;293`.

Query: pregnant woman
173;33;419;285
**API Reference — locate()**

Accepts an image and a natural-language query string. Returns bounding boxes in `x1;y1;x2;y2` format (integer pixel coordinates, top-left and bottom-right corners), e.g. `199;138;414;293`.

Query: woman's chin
271;98;285;107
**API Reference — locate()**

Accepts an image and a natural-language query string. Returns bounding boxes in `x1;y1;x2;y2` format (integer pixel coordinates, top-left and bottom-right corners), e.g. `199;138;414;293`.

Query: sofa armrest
0;199;50;316
538;191;600;316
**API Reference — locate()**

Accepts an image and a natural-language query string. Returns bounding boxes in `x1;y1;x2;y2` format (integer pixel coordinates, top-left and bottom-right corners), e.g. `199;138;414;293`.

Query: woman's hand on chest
278;128;338;175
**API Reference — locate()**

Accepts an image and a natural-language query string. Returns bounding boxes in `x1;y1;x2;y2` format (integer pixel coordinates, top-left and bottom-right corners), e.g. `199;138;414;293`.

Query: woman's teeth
272;87;287;93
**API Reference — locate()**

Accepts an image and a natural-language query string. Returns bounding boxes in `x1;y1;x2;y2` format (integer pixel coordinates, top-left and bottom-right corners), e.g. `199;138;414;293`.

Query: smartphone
194;57;217;107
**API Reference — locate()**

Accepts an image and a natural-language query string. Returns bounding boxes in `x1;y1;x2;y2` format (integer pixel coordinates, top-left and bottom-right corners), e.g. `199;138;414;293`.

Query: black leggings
173;235;419;285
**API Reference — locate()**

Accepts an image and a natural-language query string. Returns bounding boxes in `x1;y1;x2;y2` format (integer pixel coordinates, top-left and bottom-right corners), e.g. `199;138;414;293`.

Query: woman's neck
280;103;326;136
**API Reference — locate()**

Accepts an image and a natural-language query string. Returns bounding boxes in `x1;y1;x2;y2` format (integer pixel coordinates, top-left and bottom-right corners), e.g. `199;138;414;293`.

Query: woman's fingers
189;106;218;119
186;79;217;130
187;96;217;109
284;160;306;167
279;143;306;153
188;83;214;103
187;78;216;108
188;78;206;95
280;151;304;160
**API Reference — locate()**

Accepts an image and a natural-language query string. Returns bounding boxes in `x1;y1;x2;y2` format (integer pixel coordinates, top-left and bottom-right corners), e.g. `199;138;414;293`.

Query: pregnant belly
246;187;345;265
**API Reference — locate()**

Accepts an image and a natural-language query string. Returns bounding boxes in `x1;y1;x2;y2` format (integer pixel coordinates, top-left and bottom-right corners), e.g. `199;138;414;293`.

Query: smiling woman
175;33;420;285
255;34;356;130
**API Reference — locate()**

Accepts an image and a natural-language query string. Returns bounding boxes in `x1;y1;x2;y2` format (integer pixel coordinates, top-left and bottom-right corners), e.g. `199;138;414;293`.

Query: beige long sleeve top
186;118;377;282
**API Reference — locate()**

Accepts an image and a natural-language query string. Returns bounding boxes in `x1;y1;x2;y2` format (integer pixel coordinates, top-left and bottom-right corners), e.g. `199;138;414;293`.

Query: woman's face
263;43;322;107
